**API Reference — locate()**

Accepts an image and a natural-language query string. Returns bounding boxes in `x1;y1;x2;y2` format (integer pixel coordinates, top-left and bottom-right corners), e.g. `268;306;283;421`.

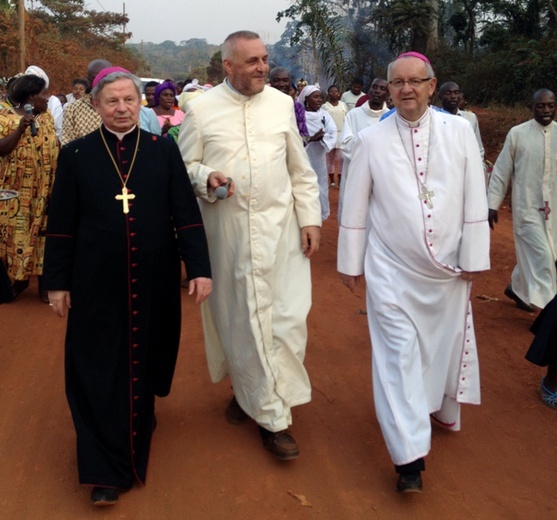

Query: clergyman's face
93;78;141;133
369;79;388;108
388;57;436;121
533;91;556;126
224;38;269;96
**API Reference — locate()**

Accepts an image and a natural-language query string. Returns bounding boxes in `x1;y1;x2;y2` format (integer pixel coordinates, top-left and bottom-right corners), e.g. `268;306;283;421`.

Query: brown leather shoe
225;396;248;424
258;426;299;460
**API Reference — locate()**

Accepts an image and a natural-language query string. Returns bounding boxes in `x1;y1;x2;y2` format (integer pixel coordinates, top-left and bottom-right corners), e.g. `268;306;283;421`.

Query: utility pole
19;0;25;71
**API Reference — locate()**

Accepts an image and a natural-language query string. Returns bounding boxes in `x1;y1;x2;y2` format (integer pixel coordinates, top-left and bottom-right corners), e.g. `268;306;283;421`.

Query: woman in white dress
299;85;337;221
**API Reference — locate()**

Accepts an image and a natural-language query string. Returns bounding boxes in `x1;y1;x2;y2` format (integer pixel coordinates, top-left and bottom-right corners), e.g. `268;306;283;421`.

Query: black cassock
43;126;211;489
527;293;557;366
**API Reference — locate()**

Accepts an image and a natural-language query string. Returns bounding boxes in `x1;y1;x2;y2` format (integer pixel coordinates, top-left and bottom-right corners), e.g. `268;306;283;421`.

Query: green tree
206;50;224;85
277;0;351;89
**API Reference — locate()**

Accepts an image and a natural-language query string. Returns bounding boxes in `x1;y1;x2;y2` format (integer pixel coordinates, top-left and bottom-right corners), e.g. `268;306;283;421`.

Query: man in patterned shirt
61;59;110;146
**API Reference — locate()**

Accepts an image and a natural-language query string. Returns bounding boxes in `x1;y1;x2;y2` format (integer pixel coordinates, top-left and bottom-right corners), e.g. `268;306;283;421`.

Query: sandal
539;378;557;409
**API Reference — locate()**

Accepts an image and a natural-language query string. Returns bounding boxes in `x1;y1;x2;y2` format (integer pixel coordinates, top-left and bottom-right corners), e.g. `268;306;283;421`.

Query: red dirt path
0;190;555;520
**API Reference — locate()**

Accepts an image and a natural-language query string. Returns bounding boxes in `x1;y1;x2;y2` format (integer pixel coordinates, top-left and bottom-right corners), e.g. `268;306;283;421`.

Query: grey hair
222;30;261;61
387;57;435;81
91;71;142;101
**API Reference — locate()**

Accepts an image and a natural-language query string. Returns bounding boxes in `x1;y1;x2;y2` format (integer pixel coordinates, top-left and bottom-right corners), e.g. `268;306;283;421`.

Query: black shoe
396;472;423;493
10;279;29;301
225;396;248;425
504;285;534;312
258;426;300;460
91;486;119;506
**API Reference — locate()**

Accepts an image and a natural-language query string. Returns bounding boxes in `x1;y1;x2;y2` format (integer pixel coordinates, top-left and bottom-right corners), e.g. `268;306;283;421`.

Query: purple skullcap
92;66;131;88
154;81;176;106
396;51;431;65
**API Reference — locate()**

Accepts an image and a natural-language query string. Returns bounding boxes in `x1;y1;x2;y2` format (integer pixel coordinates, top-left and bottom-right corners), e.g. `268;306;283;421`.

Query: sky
87;0;291;45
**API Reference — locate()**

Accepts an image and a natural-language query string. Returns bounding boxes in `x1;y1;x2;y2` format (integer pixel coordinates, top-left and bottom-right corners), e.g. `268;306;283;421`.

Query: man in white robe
439;81;485;161
337;78;389;222
178;31;321;461
337;52;490;493
488;89;557;311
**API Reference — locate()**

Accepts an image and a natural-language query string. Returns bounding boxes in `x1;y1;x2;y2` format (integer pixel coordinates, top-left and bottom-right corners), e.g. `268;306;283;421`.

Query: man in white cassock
337;52;490;493
337;78;389;222
178;31;321;461
488;89;557;312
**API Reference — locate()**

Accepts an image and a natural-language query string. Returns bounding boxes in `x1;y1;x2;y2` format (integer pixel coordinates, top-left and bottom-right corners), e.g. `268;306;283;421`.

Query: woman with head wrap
151;80;185;141
298;85;337;221
177;78;204;112
0;74;59;301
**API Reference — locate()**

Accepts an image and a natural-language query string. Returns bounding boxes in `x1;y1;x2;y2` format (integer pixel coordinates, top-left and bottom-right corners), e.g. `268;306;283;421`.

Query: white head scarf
298;85;320;107
24;65;49;89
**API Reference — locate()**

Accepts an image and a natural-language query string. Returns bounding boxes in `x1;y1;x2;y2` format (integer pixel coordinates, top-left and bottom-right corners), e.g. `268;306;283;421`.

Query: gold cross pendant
115;187;136;214
418;184;435;209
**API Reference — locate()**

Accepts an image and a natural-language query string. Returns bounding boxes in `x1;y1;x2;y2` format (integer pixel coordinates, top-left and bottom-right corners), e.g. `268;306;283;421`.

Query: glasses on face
389;78;432;89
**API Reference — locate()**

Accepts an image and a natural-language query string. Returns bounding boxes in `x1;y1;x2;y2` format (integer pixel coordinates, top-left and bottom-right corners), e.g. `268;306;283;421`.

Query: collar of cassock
103;124;138;141
395;107;430;128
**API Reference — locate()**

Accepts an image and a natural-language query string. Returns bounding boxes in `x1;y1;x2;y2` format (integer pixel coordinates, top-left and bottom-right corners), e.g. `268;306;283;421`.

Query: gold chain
99;126;140;188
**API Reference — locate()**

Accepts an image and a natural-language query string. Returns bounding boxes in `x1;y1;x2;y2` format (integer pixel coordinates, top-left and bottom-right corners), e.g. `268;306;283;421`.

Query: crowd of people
0;29;555;507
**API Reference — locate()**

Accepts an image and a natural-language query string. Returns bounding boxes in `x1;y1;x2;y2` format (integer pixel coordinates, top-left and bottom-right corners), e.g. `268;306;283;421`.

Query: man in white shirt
340;78;365;111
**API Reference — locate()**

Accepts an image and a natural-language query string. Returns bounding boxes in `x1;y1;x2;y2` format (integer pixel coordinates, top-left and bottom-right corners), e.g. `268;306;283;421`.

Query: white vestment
305;109;337;220
178;83;321;432
337;103;388;221
457;109;484;161
488;119;557;308
338;108;490;465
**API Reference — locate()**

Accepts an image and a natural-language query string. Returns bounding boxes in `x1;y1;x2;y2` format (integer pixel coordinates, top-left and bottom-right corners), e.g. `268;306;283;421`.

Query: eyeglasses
389;78;432;89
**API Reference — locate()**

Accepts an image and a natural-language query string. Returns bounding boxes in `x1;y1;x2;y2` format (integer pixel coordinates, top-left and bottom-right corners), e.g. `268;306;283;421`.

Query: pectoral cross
419;184;435;209
115;187;135;214
539;201;551;221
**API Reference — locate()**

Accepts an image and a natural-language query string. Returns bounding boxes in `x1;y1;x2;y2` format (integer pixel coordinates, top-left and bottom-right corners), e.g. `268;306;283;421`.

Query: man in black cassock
43;67;212;506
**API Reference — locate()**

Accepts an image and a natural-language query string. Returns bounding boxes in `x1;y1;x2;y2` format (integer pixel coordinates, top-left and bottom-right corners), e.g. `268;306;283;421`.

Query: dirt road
0;190;554;519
